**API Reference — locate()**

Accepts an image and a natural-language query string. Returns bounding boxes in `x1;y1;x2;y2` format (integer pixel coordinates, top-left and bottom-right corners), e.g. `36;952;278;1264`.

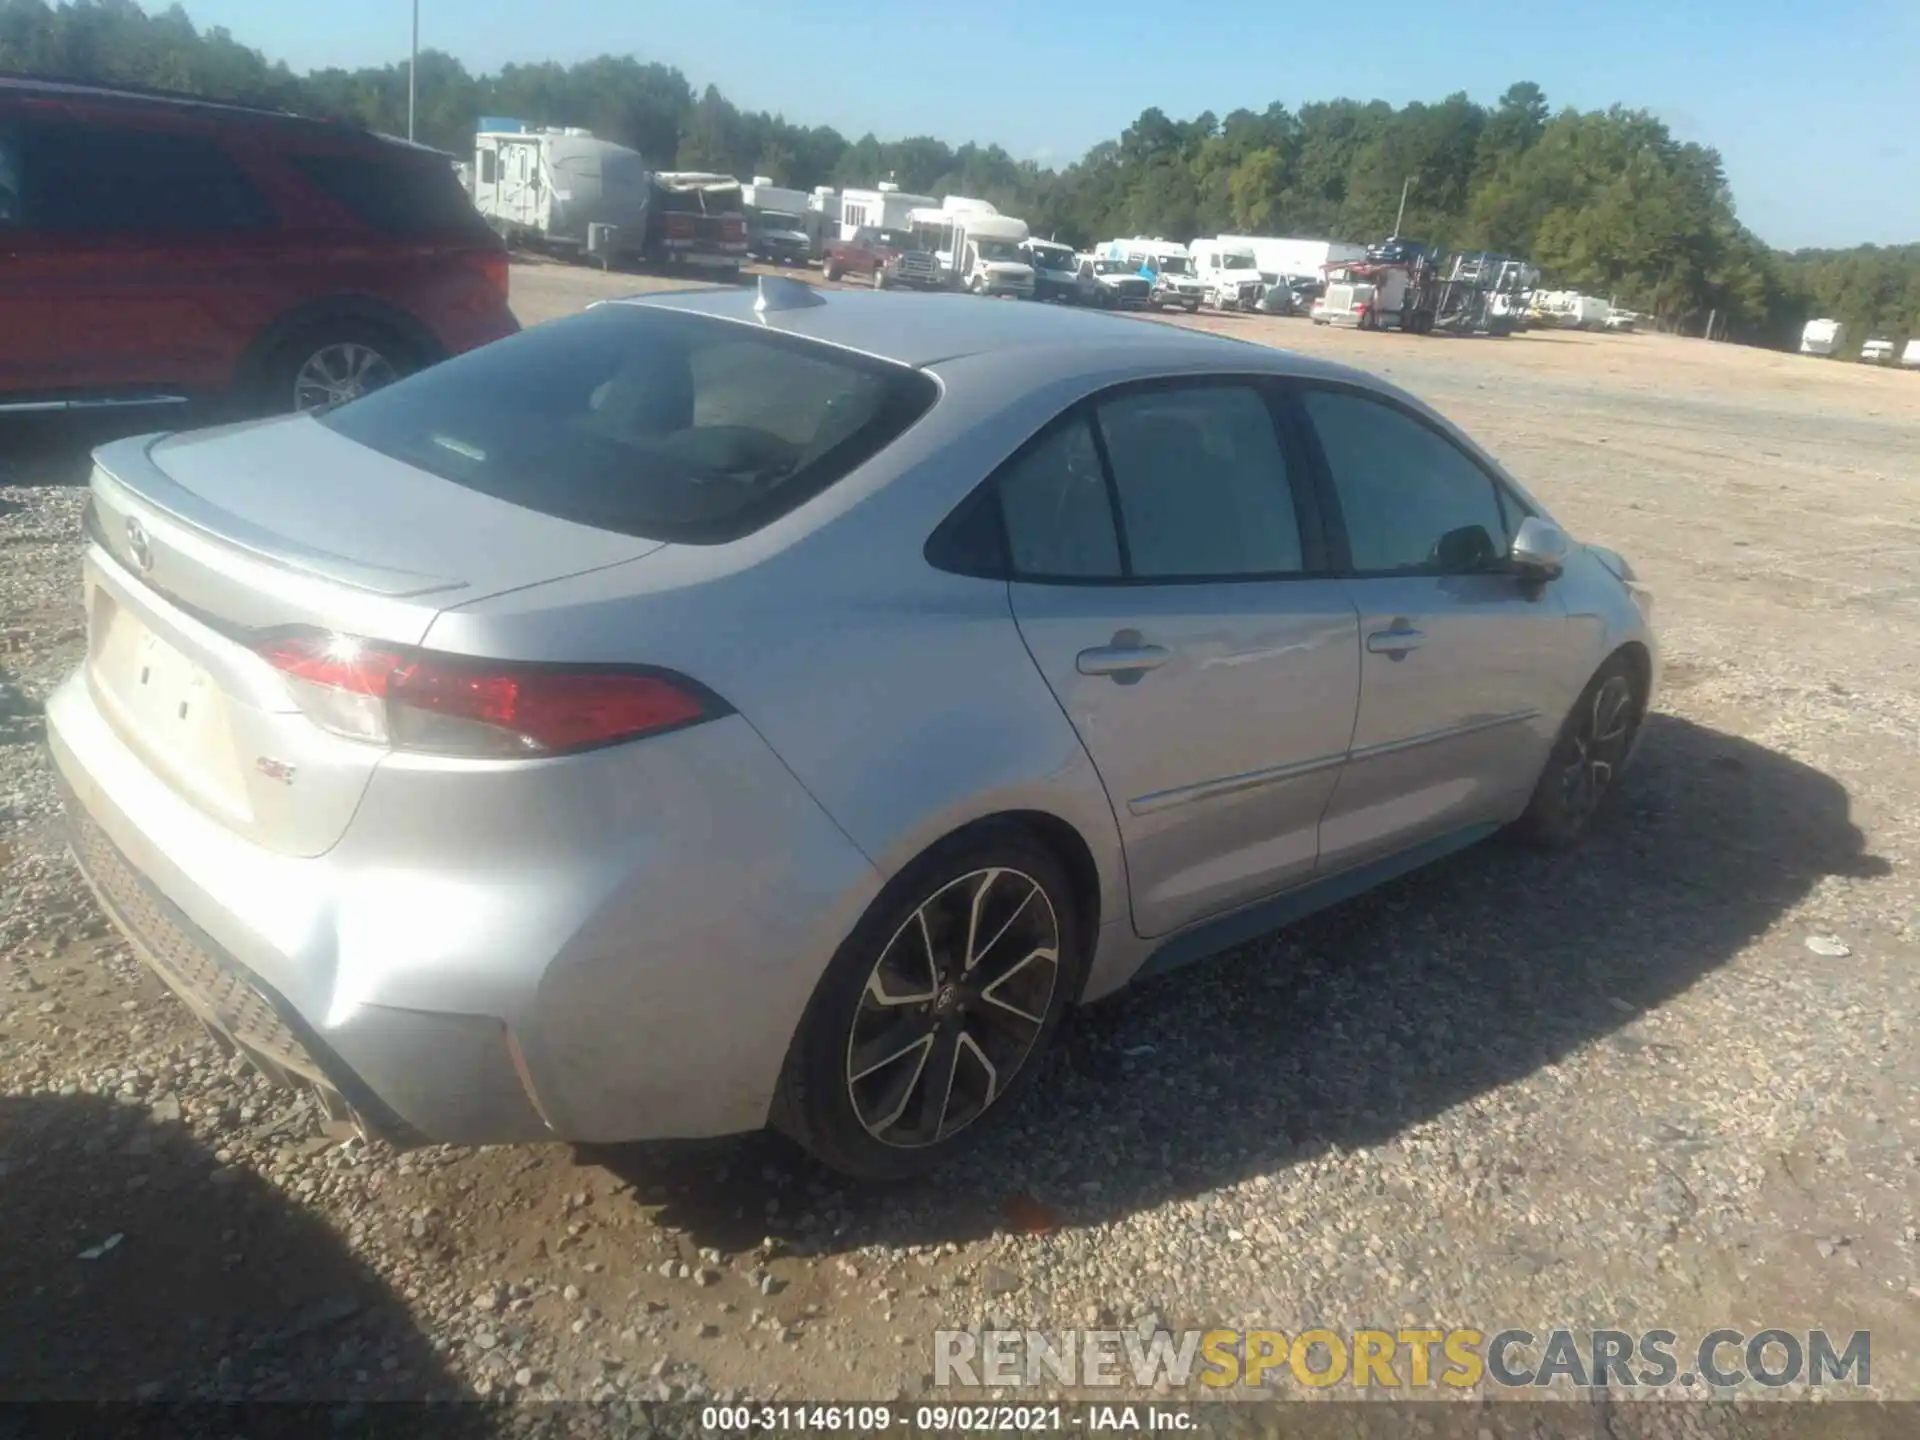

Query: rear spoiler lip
90;429;470;601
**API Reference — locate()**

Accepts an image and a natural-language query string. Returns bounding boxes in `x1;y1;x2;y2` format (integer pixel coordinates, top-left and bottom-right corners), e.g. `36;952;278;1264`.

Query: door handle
1077;631;1170;682
1366;625;1426;657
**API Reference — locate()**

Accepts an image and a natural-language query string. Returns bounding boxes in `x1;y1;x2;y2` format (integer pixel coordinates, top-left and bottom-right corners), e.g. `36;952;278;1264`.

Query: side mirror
1510;516;1571;579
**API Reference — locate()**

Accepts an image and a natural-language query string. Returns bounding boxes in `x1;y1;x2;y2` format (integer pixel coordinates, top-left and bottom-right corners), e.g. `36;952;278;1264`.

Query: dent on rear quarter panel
515;717;883;1142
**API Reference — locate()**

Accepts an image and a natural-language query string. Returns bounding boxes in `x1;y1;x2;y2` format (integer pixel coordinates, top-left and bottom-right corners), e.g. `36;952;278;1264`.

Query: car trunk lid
83;419;662;858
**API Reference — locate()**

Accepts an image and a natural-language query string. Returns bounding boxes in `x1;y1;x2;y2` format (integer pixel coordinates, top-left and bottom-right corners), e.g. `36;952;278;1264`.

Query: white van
1189;239;1266;311
911;207;1034;297
1098;239;1204;312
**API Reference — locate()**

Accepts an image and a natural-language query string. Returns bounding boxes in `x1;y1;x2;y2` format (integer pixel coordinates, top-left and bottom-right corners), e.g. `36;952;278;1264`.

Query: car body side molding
1130;821;1501;984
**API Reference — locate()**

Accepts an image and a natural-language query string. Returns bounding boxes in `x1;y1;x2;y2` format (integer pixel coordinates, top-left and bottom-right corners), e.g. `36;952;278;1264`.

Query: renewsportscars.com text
933;1327;1872;1391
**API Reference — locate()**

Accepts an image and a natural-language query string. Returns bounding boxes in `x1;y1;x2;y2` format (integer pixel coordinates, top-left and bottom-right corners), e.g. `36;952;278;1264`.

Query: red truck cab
820;226;944;290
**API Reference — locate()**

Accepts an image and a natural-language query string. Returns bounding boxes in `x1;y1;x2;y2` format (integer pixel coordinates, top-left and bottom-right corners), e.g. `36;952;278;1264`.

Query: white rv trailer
1902;338;1920;368
1800;318;1844;356
1221;236;1367;286
835;183;937;241
1860;337;1895;364
472;126;651;263
741;178;810;216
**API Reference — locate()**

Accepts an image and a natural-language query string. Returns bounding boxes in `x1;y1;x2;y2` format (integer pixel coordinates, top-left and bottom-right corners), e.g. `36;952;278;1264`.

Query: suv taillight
255;631;722;757
469;249;509;302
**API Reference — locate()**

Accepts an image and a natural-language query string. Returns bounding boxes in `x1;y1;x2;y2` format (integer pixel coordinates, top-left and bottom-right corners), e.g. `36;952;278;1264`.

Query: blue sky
179;0;1917;250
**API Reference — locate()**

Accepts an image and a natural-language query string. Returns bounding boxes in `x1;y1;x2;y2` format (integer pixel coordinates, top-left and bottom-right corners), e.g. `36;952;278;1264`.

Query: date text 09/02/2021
701;1406;1179;1432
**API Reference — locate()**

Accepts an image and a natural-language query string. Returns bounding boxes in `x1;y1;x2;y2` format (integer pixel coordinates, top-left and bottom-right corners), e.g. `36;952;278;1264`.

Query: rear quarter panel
421;351;1231;995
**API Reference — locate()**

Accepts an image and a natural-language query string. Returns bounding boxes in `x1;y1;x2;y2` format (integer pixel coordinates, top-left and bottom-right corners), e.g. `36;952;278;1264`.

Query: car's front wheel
775;828;1082;1180
1514;653;1644;848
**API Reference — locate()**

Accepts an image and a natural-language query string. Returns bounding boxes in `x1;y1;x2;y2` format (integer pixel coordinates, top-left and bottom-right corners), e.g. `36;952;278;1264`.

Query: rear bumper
44;663;880;1148
57;773;438;1148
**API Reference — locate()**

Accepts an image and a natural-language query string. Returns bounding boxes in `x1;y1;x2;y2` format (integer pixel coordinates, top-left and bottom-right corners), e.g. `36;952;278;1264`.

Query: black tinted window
291;152;492;238
996;417;1122;579
319;305;938;544
23;123;272;233
1096;386;1303;578
0;126;18;225
1302;388;1511;574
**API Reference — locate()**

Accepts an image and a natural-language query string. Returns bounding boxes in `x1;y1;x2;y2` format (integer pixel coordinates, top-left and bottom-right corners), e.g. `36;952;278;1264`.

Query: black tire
822;258;842;282
773;825;1085;1181
872;267;888;290
1512;653;1645;848
251;319;418;417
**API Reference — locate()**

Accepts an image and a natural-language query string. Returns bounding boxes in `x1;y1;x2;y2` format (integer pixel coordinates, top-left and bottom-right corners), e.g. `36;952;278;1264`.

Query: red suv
0;75;518;418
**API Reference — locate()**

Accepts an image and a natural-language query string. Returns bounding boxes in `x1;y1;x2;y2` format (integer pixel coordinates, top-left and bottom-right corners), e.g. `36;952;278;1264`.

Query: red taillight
721;216;745;241
392;660;707;754
665;214;695;239
472;249;510;301
254;631;720;757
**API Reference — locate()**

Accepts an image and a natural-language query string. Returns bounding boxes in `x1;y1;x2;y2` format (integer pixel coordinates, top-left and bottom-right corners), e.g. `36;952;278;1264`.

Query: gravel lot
3;260;1918;1412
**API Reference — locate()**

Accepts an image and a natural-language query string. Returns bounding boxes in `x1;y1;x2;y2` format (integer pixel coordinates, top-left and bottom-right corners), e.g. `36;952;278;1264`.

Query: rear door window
318;304;939;544
20;122;274;233
289;151;494;239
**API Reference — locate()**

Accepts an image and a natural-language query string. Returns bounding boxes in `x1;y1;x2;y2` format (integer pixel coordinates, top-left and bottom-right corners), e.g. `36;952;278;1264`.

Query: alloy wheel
845;867;1061;1149
293;343;399;412
1559;674;1636;826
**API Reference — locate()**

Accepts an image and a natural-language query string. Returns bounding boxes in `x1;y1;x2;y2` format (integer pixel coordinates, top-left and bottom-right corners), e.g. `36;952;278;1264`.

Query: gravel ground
3;264;1918;1418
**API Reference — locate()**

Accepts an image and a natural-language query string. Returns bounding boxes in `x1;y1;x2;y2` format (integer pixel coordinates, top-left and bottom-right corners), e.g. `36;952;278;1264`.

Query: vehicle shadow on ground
590;712;1887;1252
0;1091;478;1412
0;414;160;487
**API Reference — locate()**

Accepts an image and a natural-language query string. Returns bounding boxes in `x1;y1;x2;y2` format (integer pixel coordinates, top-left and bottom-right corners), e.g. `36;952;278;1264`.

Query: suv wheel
256;322;416;415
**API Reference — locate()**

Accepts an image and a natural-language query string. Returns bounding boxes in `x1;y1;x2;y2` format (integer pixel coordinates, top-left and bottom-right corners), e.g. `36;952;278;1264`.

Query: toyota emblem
125;517;153;573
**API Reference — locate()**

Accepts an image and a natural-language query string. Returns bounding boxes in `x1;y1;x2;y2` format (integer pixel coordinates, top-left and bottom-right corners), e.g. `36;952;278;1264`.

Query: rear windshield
317;304;939;544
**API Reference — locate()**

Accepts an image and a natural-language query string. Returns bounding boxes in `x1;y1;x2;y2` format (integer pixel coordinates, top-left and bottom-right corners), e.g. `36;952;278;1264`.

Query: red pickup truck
820;226;944;290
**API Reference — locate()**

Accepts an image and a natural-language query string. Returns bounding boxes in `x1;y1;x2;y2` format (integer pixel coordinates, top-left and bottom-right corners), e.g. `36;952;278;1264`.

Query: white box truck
1222;236;1367;287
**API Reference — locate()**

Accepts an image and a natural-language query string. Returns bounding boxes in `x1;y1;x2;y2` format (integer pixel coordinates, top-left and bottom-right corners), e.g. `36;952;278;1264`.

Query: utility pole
408;0;419;141
1393;175;1413;236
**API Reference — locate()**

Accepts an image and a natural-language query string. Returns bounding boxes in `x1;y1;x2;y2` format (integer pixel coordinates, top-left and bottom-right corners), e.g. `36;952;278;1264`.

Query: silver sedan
48;279;1658;1180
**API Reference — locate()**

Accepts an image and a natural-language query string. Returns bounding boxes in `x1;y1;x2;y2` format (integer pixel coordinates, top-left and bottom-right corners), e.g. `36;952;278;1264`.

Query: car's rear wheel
256;321;418;416
775;828;1082;1180
1514;653;1644;848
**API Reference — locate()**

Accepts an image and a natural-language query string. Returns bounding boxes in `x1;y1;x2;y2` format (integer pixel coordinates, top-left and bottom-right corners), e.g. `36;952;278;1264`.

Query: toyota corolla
47;279;1657;1180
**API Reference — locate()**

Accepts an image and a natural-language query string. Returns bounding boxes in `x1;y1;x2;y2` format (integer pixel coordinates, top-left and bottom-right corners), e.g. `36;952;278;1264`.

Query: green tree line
4;0;1915;354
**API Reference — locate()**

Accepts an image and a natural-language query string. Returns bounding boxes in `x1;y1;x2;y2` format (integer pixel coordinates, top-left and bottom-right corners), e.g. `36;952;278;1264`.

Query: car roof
610;286;1376;382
